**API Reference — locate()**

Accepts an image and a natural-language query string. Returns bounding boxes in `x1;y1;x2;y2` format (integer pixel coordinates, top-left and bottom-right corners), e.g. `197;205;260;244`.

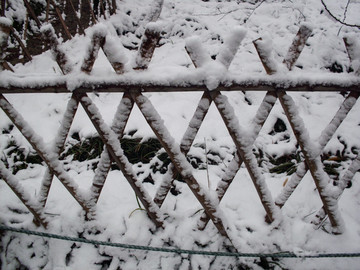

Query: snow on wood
278;91;345;233
210;91;281;224
131;91;233;241
199;91;278;230
89;92;134;207
250;92;278;138
0;94;92;214
253;36;278;75
283;24;313;70
275;92;359;208
154;91;212;207
75;92;164;227
180;91;212;153
0;162;48;228
40;24;72;75
217;27;246;69
312;153;360;226
185;36;210;68
0;18;11;72
37;95;79;208
103;35;128;74
344;35;360;75
134;23;161;70
146;0;164;23
81;24;107;74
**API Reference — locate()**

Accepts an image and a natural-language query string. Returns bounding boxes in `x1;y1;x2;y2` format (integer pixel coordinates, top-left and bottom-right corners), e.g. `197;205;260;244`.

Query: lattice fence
1;12;360;252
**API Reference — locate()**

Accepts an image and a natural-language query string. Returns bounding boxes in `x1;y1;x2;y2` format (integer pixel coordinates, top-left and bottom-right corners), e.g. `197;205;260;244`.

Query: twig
66;0;85;35
204;138;210;189
217;7;240;21
337;0;351;36
50;0;72;40
321;0;360;29
241;0;266;24
343;0;351;22
99;0;107;19
9;25;32;61
23;12;28;40
111;0;116;14
1;0;5;16
46;0;50;22
23;0;41;28
86;0;97;24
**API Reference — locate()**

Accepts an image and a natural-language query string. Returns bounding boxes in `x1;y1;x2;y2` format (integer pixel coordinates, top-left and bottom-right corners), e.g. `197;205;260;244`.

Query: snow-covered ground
1;0;360;269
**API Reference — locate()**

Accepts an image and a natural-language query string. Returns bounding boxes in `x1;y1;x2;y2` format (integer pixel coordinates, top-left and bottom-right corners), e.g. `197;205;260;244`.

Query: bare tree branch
321;0;360;29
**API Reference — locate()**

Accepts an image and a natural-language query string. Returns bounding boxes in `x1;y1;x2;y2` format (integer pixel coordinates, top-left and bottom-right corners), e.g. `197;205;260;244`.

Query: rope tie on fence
1;225;360;258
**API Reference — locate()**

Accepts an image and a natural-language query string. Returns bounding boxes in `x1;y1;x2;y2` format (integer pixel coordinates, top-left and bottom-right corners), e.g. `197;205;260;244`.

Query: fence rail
1;18;360;251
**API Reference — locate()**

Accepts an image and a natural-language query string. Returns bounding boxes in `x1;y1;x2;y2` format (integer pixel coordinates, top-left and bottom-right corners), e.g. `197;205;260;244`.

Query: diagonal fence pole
0;94;92;215
278;91;344;234
198;24;313;229
134;24;161;70
88;92;134;208
41;24;72;74
37;94;79;208
74;92;164;228
210;90;281;224
275;91;359;208
153;91;212;207
81;28;106;74
312;153;360;226
131;90;233;240
0;163;48;228
198;91;277;229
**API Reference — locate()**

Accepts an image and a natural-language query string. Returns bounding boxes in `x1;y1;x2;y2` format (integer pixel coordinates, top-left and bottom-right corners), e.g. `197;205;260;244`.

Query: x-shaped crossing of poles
0;23;359;244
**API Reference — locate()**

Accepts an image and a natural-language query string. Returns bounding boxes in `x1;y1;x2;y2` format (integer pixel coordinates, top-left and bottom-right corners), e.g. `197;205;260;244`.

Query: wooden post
344;36;360;75
102;35;127;74
253;37;278;75
283;24;312;70
0;163;48;228
198;91;277;230
37;94;79;208
278;91;344;234
275;92;359;208
89;92;134;206
81;29;106;74
0;94;92;215
153;91;212;207
131;91;233;240
41;24;72;74
75;92;164;228
134;24;161;70
210;90;280;224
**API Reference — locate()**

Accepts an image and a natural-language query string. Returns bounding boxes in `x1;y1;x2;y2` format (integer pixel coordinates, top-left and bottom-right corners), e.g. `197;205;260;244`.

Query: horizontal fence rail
1;18;360;253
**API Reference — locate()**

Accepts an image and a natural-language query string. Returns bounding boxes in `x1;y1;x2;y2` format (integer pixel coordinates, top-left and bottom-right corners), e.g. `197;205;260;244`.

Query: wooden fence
1;18;360;250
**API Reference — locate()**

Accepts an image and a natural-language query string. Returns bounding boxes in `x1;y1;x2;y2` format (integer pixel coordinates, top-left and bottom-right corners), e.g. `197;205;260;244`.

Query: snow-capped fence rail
1;20;360;252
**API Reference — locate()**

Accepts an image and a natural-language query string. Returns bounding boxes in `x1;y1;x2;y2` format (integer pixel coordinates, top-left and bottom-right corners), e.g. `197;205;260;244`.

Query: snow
1;0;360;269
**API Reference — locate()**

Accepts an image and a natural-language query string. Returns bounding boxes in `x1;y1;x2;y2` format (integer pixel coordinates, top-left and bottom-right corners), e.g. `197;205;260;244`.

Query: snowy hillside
1;0;360;269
